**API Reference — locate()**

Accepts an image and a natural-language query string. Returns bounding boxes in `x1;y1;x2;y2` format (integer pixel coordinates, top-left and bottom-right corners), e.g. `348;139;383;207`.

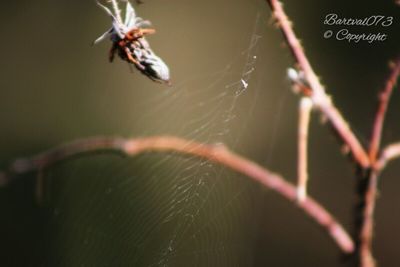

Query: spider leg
92;27;113;46
124;47;145;70
140;28;156;36
126;28;156;40
136;20;152;28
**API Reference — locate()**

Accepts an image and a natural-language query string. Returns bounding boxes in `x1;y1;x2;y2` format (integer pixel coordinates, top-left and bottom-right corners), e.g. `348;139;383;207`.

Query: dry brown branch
0;136;355;253
297;97;313;202
266;0;370;168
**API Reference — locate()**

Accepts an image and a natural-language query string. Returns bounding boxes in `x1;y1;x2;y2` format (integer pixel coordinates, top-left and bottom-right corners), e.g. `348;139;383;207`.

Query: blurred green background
0;0;399;266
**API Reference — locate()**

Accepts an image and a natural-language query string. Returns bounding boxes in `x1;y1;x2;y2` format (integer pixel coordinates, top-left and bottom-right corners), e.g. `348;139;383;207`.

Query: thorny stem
297;97;313;202
356;58;400;267
369;58;400;163
265;1;400;266
357;170;379;267
377;142;400;169
266;0;370;168
0;136;354;253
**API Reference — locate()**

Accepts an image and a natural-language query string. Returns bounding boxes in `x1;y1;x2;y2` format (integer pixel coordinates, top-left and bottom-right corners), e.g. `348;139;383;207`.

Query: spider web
137;15;263;267
4;0;400;266
39;2;276;267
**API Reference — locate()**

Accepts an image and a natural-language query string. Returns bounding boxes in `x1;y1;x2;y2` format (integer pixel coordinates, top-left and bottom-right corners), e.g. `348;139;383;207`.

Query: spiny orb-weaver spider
93;0;170;84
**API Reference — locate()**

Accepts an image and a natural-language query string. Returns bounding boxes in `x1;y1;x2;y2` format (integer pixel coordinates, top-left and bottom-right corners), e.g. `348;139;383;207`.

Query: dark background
0;0;399;266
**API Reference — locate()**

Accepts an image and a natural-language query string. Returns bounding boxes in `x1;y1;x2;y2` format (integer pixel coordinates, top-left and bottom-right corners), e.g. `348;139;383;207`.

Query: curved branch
0;136;354;253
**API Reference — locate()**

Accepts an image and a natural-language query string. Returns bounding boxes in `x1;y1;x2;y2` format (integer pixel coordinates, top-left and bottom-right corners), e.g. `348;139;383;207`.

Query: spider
93;1;170;84
108;27;156;70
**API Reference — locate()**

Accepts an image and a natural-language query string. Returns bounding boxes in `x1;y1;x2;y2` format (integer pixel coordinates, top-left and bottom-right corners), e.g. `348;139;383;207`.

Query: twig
354;58;400;267
266;0;370;168
376;142;400;170
369;58;400;163
0;136;354;253
297;97;313;202
357;170;379;267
